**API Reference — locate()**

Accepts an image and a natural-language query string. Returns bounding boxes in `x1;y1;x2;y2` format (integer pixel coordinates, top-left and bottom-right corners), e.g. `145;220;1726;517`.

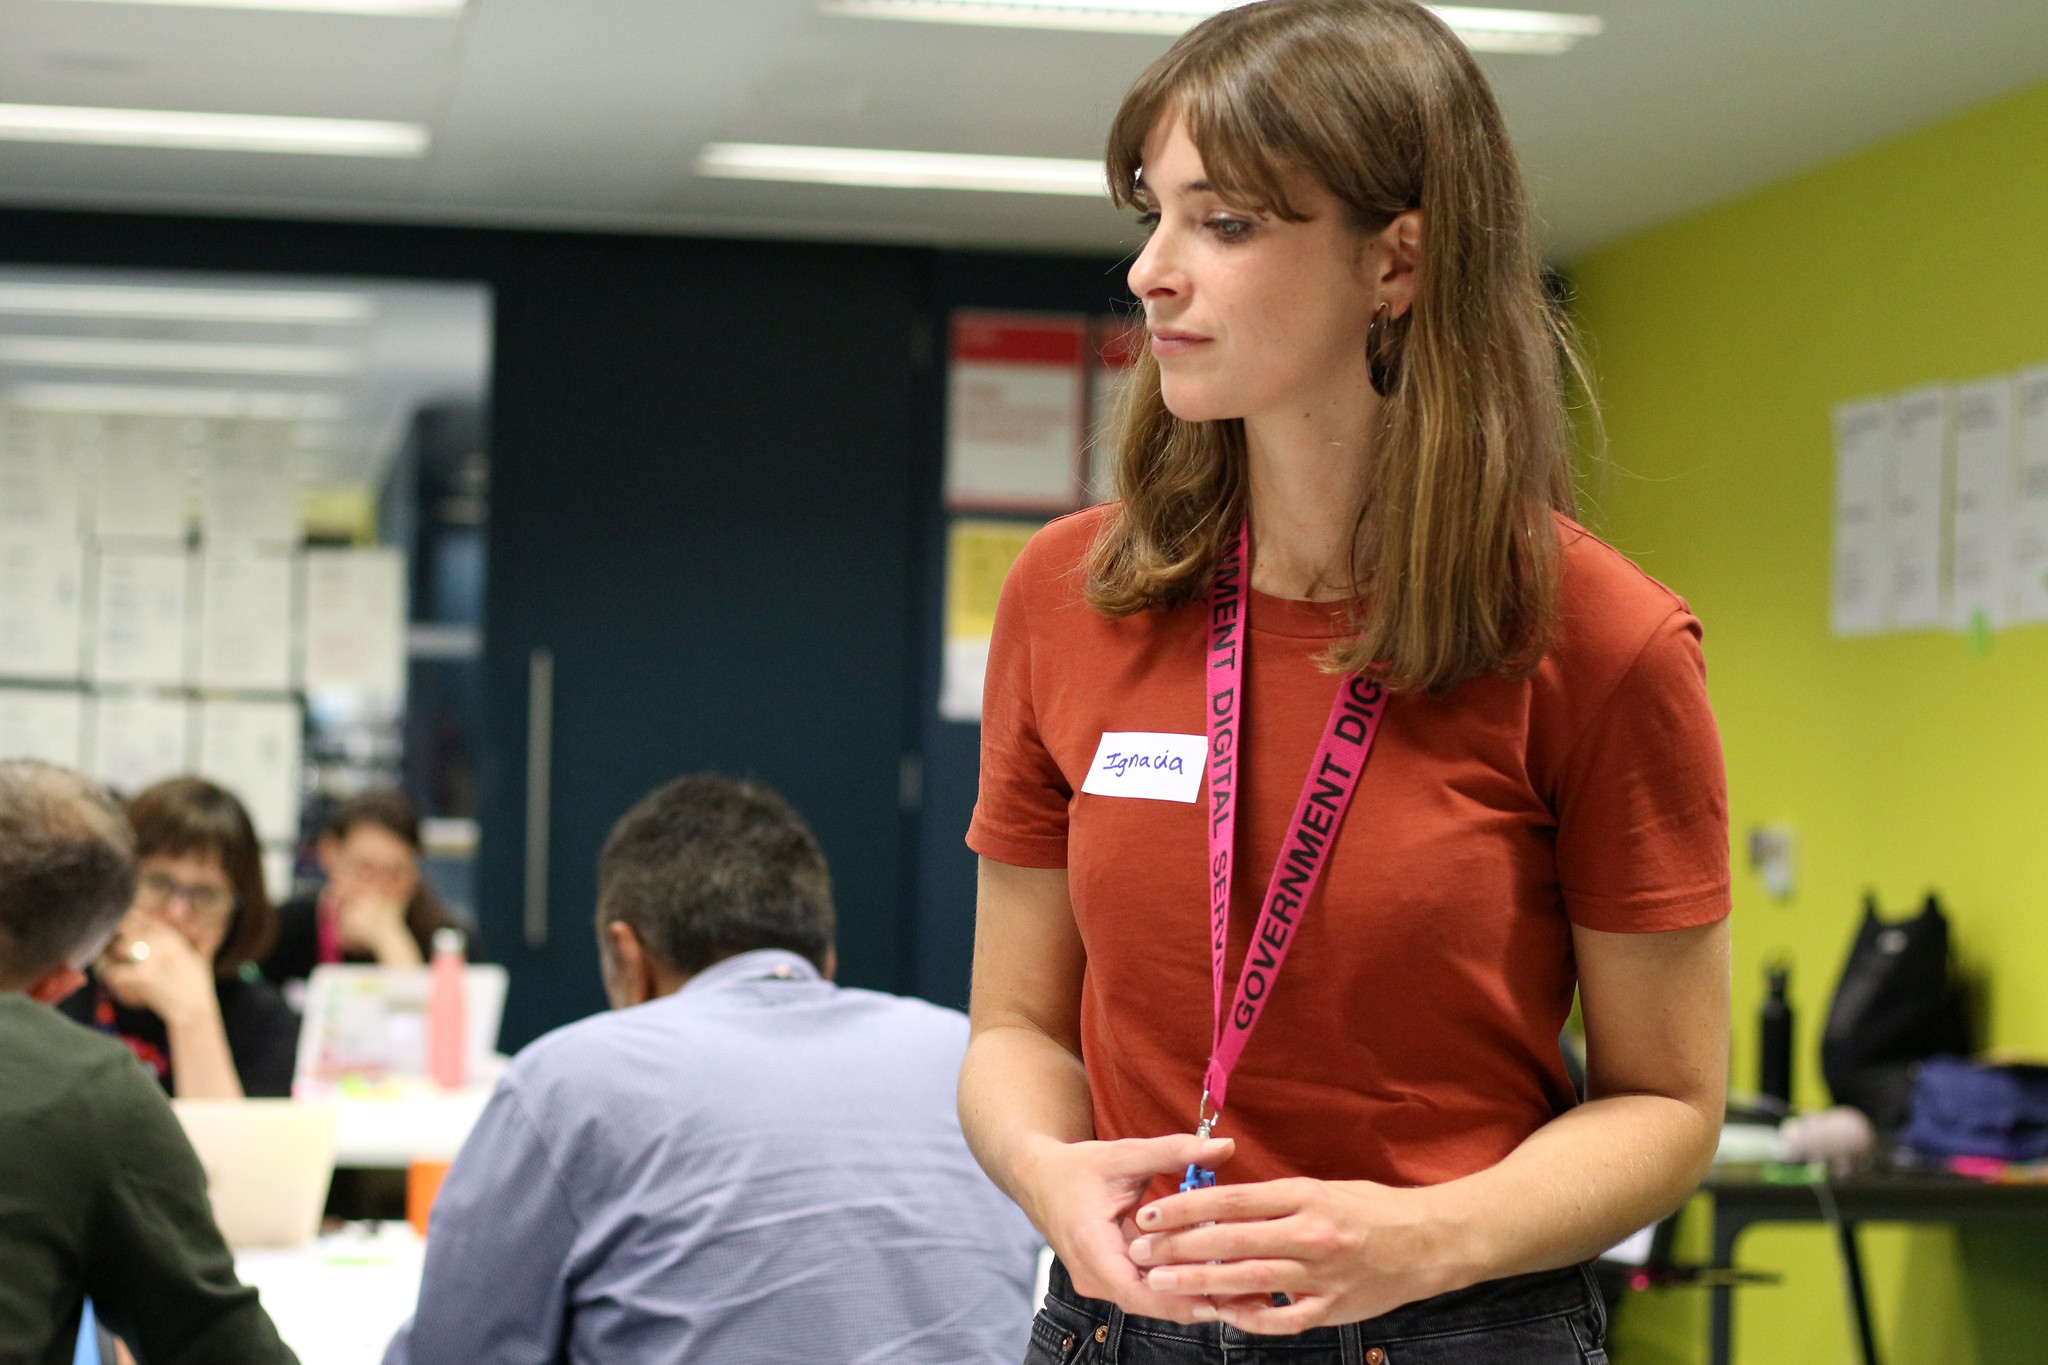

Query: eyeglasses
137;869;234;919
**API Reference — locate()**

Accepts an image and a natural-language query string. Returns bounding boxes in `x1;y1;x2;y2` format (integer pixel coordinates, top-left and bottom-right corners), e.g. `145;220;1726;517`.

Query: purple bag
1898;1056;2048;1162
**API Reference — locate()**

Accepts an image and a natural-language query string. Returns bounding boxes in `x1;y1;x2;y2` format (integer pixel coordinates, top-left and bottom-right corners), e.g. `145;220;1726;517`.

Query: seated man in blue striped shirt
384;773;1040;1364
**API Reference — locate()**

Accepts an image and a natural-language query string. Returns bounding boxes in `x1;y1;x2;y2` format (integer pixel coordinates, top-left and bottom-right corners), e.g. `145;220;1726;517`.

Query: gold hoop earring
1366;301;1399;398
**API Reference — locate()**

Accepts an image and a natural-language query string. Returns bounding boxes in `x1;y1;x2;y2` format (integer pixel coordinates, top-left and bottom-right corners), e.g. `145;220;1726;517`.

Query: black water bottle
1759;960;1794;1112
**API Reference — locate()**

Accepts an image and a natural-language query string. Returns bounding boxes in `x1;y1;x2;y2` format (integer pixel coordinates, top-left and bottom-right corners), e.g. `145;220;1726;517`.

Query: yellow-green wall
1568;78;2048;1365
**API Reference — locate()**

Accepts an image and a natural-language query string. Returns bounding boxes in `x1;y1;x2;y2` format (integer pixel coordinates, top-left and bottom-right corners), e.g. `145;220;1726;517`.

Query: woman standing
61;777;299;1099
959;2;1730;1359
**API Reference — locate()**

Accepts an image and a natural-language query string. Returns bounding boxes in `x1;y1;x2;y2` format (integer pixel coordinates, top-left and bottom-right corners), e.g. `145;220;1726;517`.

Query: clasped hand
99;912;217;1027
1030;1135;1468;1335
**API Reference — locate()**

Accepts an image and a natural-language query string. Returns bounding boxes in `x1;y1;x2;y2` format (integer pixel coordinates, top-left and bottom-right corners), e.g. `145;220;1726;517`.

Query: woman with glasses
58;777;299;1099
261;789;468;990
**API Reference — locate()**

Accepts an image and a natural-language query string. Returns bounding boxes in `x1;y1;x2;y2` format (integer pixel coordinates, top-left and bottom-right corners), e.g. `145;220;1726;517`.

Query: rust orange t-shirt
967;505;1730;1190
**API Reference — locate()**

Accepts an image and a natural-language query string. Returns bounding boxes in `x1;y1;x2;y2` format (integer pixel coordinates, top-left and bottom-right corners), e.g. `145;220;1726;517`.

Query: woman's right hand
335;894;423;967
1018;1132;1235;1321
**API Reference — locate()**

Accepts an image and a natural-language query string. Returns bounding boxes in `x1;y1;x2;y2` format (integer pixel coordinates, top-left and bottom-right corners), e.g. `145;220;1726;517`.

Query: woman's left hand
1125;1176;1476;1333
99;912;219;1028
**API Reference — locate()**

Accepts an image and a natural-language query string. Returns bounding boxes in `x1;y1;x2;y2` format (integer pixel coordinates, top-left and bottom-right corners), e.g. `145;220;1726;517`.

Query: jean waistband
1045;1256;1596;1346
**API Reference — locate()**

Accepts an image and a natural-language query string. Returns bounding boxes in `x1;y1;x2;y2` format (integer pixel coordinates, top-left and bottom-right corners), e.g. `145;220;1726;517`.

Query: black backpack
1821;893;1972;1131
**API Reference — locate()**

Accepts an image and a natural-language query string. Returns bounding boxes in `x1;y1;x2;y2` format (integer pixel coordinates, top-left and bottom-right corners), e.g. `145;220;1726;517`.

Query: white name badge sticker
1080;731;1208;804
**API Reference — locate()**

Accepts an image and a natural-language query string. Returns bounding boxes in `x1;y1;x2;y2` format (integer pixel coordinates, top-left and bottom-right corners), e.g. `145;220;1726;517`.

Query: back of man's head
597;773;834;976
0;761;137;989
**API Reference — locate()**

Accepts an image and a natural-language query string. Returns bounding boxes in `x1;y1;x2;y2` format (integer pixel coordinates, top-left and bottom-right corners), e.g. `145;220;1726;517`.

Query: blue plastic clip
1179;1163;1217;1194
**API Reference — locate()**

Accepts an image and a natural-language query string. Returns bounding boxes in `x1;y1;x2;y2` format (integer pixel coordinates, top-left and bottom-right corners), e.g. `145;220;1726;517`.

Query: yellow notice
941;518;1043;722
946;519;1041;642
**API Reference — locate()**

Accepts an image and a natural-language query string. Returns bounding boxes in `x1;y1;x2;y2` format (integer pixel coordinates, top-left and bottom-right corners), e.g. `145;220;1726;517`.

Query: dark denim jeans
1024;1258;1609;1364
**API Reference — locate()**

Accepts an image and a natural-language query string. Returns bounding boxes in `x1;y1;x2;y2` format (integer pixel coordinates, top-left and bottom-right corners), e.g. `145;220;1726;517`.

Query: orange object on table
407;1159;451;1237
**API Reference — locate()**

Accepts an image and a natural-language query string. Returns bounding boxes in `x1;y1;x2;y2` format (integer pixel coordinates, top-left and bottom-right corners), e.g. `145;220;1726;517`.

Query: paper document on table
95;416;190;540
199;549;295;691
196;698;303;843
1830;400;1888;637
1884;386;1948;631
0;535;83;679
0;687;84;766
93;548;191;685
302;547;406;697
2012;365;2048;624
90;692;190;794
1949;379;2014;631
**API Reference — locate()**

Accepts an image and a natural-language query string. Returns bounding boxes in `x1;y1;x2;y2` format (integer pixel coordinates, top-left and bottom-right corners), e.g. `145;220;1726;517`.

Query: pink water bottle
428;929;467;1089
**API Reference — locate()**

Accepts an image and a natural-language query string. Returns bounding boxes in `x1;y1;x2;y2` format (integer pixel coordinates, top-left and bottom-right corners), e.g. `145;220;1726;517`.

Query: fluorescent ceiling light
0;283;375;324
698;143;1105;196
820;1;1603;53
0;103;429;157
3;383;348;419
0;336;363;374
45;0;464;14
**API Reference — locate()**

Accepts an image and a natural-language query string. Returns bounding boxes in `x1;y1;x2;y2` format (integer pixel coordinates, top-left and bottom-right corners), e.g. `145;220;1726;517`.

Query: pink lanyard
316;889;343;966
1196;520;1388;1142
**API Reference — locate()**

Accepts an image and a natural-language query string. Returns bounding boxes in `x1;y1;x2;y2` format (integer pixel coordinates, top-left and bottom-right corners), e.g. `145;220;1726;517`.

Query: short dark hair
0;761;137;985
596;773;834;975
129;777;276;976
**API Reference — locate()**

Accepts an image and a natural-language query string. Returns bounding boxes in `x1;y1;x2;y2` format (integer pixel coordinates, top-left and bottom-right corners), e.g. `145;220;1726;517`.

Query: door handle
524;647;554;948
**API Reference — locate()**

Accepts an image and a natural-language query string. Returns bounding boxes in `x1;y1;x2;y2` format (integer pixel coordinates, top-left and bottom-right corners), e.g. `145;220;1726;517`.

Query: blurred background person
58;777;299;1100
264;789;468;986
0;760;297;1365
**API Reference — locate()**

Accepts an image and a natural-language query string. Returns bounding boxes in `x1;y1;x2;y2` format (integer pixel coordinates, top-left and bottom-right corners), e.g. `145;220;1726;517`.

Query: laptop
171;1099;337;1248
292;963;508;1090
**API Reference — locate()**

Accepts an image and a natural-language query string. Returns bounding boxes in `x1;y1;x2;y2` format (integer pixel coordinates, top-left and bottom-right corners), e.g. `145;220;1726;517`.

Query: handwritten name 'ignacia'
1100;749;1186;779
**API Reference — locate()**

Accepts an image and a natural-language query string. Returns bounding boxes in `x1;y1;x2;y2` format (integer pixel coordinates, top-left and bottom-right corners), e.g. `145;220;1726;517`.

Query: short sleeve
1554;610;1731;932
965;534;1072;869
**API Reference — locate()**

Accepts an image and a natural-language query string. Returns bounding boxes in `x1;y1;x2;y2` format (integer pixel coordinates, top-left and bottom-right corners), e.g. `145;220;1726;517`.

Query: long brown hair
1089;0;1583;692
129;777;275;976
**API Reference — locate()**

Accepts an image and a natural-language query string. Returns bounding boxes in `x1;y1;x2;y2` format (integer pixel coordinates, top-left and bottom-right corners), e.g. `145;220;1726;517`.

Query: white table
236;1225;424;1365
327;1086;495;1168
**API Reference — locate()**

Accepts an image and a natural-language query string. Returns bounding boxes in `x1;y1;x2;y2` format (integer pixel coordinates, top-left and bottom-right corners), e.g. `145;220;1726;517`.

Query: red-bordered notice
945;312;1087;513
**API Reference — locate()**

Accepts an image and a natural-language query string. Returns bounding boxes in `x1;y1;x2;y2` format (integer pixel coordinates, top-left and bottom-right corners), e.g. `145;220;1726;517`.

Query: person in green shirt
0;759;297;1365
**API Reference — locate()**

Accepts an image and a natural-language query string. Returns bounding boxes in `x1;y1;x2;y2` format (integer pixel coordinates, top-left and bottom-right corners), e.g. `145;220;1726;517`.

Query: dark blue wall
0;205;1128;1046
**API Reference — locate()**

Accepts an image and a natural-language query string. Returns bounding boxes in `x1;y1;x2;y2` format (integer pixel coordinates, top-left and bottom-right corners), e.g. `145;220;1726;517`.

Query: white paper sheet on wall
197;698;303;843
0;687;84;767
198;549;295;691
91;692;191;795
1830;400;1889;637
95;416;190;541
1949;378;2014;630
302;548;405;698
2011;365;2048;624
0;412;84;537
0;536;84;680
203;420;300;544
1885;386;1949;631
93;549;191;685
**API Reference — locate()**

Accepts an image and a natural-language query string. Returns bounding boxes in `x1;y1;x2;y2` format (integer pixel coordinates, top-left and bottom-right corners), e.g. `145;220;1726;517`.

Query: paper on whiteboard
0;535;84;680
197;697;303;843
303;548;406;698
1885;387;1948;631
0;687;85;766
2012;366;2048;624
93;549;191;685
0;411;84;537
203;420;301;544
1949;378;2013;630
91;692;191;794
95;416;190;541
1830;400;1888;637
946;314;1085;512
199;549;295;691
